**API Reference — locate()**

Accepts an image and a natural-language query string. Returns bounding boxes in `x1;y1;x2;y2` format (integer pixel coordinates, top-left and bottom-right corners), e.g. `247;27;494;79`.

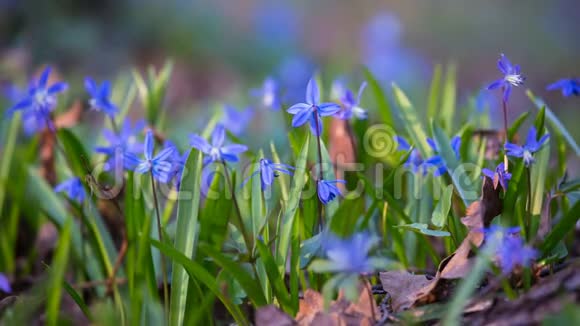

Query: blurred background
0;0;578;141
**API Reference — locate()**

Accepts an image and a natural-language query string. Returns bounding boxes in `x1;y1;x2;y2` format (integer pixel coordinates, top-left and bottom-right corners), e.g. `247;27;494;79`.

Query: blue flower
242;158;294;190
505;127;549;167
546;78;580;97
85;77;118;117
189;124;248;165
482;226;537;274
0;273;11;293
2;84;44;135
395;136;446;176
54;177;86;203
127;131;175;183
487;53;525;102
336;82;368;120
163;140;188;188
426;136;461;176
94;118;145;171
221;105;254;136
251;77;281;110
319;232;381;274
6;66;68;129
287;77;341;136
317;179;345;205
482;162;512;190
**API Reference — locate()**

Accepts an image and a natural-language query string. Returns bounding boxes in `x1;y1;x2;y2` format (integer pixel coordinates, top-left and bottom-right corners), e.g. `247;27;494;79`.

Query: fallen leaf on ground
379;271;434;312
257;282;377;326
329;117;356;191
380;176;502;312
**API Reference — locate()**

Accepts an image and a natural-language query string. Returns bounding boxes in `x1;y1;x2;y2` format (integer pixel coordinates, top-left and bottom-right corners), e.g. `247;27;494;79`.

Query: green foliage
3;64;579;325
170;150;203;326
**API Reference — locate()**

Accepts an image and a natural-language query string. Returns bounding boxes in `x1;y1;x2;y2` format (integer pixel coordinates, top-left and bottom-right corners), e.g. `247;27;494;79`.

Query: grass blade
392;83;431;157
440;64;457;133
540;200;580;256
255;240;293;313
363;68;395;126
276;134;310;269
62;280;93;321
431;122;476;205
0;112;20;216
200;244;267;306
427;64;442;118
526;89;580;156
150;239;249;325
46;218;72;326
170;150;203;326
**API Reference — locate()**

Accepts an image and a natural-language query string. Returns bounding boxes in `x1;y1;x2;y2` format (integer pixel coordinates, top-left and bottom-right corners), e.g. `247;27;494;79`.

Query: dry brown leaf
473;129;519;160
379;271;435;312
329;117;356;192
380;176;503;312
295;289;325;325
258;282;377;326
54;101;83;129
255;305;296;326
40;128;57;185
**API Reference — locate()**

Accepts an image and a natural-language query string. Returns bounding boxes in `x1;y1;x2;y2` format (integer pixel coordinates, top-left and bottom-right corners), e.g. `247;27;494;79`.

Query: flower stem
501;277;517;300
150;173;169;319
501;89;509;171
525;167;532;241
109;116;119;134
221;161;253;255
314;113;325;233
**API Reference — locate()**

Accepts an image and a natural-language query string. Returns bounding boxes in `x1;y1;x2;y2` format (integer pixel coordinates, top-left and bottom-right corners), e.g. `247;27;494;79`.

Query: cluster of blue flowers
314;232;385;275
481;226;537;274
394;135;461;177
5;51;568;281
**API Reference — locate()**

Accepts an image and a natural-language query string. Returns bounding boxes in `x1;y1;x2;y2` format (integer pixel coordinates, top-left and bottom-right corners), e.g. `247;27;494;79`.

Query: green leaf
46;218;72;326
397;223;450;237
431;122;475;205
440;64;457;133
540;200;580;257
170;150;203;326
63;280;93;321
251;151;266;242
133;60;174;126
255;240;293;313
150;239;248;326
0;112;20;217
534;106;546;137
199;165;231;250
507;111;529;142
270;142;290;201
363;68;394;126
199;244;267;307
530;142;550;216
527;89;580;156
26;168;106;282
299;232;323;268
57;128;91;180
392;83;431;157
427;64;443;118
276;134;310;268
431;184;454;228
